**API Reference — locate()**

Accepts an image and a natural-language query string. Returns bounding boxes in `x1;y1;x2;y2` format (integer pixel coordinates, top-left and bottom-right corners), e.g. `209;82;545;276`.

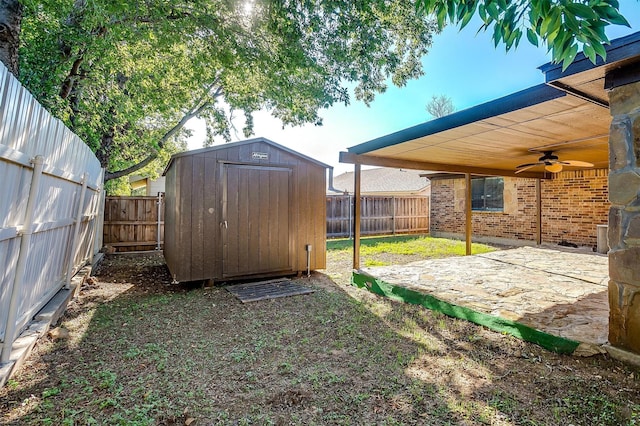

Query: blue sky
187;1;640;174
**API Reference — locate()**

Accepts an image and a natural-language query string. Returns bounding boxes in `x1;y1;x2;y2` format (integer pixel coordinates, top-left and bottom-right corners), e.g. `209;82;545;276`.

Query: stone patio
359;246;609;356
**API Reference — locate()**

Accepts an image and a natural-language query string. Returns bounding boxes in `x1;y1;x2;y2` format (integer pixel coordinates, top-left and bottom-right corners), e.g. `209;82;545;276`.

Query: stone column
607;74;640;354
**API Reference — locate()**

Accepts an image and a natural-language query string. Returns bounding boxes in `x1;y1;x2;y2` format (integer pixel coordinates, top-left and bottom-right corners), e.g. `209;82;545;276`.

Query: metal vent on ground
226;278;315;303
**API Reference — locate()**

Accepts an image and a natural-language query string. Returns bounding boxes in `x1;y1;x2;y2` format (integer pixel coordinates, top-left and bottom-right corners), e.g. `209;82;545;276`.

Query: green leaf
492;22;504;46
447;0;456;23
602;6;630;26
561;44;579;71
526;28;538;47
592;40;607;59
478;3;486;21
436;6;448;27
460;8;475;29
565;3;599;19
486;2;500;20
564;11;581;34
582;43;597;63
506;28;521;49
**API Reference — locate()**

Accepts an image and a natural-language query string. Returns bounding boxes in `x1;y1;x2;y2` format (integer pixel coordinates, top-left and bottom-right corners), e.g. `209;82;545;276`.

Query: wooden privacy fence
103;194;430;251
0;62;104;362
327;195;430;238
103;194;164;252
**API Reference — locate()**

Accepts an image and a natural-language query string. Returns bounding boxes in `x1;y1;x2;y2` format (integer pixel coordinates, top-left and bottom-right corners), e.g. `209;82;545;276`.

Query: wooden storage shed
163;137;329;282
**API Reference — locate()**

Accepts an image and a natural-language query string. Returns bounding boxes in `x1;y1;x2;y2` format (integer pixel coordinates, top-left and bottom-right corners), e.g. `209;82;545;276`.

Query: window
471;177;504;211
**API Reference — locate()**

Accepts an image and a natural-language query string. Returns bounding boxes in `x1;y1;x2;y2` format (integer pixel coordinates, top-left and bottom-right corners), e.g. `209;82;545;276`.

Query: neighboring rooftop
330;168;430;195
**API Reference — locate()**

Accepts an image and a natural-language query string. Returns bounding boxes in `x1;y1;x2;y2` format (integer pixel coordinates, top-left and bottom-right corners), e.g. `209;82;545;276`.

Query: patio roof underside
340;32;640;179
343;82;611;179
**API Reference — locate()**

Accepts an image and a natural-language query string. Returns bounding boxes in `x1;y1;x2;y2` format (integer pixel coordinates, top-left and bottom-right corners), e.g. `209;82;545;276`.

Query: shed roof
330;167;431;194
341;32;640;178
164;137;330;175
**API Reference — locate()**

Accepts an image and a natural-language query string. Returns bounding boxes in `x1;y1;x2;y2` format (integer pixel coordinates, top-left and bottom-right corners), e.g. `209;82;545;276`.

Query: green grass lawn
327;234;496;267
2;252;639;425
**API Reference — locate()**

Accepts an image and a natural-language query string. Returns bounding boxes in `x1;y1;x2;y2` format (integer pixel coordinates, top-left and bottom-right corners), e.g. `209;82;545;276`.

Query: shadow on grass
1;253;638;425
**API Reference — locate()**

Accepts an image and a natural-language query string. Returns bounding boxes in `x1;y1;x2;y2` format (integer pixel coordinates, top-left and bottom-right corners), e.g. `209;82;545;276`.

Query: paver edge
351;270;580;355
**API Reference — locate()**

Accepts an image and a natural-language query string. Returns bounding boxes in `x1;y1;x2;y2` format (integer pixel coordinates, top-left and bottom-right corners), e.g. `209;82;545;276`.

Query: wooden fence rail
326;195;430;238
103;195;164;252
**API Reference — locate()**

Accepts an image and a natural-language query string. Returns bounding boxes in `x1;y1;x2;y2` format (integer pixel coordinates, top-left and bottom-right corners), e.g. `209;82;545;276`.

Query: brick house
430;169;609;248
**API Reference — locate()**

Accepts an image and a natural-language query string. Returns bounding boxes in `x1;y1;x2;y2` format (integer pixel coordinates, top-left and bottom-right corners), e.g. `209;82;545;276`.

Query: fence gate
103;194;164;252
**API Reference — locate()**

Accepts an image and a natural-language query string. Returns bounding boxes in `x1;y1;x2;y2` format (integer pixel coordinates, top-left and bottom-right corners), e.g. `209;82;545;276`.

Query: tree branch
59;52;85;99
103;82;222;182
104;152;159;181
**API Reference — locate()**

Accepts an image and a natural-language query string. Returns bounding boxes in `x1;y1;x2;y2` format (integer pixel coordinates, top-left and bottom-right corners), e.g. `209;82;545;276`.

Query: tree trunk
0;0;22;76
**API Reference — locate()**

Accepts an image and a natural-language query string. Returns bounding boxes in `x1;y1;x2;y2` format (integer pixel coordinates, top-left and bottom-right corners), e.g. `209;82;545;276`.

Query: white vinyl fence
0;62;103;362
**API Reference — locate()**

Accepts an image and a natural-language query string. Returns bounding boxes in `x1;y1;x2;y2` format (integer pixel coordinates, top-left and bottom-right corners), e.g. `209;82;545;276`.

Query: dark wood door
222;164;292;277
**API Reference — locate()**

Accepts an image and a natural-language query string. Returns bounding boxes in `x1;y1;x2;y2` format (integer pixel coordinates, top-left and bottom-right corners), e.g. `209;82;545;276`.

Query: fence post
1;155;44;363
156;192;163;250
89;184;104;265
392;196;396;235
91;170;105;263
348;195;353;239
65;173;88;289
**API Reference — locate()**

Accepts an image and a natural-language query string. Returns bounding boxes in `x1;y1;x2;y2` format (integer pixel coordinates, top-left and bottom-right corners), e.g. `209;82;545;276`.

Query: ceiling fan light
545;163;563;173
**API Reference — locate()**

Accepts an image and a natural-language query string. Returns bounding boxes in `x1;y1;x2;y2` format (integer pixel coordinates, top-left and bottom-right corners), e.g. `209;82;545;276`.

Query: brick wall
541;169;609;247
430;169;609;248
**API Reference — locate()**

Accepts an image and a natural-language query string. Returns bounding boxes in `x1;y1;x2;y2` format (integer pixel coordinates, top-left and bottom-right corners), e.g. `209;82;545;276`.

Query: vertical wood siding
0;62;103;345
163;139;327;282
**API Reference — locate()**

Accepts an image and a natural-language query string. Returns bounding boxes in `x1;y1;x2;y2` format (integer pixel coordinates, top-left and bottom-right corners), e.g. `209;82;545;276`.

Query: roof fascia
339;152;546;179
540;31;640;82
347;84;566;155
163;136;330;175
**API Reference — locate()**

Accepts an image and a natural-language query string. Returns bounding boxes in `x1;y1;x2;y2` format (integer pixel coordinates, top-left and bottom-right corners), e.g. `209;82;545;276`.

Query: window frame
471;177;504;212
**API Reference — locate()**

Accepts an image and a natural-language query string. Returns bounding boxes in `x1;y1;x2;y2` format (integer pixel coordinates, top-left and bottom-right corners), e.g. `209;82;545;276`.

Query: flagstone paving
360;246;609;355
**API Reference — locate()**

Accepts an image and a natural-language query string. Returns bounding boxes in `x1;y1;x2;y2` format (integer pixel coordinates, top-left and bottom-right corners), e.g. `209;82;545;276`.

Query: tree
2;0;439;187
417;0;631;69
0;1;631;188
426;94;454;118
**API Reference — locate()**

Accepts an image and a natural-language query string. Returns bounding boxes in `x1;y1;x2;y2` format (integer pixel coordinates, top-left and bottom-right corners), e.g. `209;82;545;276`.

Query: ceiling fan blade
515;162;541;169
560;160;594;167
515;164;539;174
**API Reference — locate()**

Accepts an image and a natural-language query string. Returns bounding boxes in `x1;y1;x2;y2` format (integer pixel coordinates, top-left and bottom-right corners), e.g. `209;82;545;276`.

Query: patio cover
340;32;640;178
339;32;640;265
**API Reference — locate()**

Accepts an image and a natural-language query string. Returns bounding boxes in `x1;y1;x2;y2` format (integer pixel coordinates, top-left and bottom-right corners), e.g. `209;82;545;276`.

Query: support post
606;74;640;355
156;192;163;250
2;156;45;363
536;179;542;245
66;173;88;288
353;164;361;270
465;173;472;256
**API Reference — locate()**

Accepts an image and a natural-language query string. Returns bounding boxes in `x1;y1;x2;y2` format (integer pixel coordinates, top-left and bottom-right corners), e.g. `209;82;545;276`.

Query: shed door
222;164;292;278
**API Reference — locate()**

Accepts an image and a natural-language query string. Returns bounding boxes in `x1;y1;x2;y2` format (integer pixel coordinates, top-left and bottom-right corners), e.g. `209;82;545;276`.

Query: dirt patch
1;250;639;425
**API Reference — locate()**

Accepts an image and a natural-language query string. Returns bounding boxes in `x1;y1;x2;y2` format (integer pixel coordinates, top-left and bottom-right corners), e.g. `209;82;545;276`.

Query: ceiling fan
515;151;594;174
